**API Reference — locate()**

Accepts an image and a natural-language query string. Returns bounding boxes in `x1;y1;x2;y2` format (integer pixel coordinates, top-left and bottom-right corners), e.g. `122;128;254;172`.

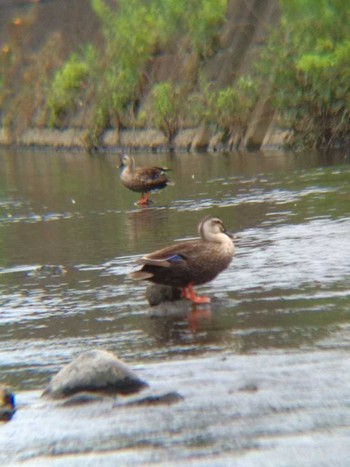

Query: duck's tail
130;271;154;280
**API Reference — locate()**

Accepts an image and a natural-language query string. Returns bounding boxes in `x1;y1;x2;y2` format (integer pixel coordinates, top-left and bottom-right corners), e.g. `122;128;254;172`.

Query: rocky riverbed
1;348;350;466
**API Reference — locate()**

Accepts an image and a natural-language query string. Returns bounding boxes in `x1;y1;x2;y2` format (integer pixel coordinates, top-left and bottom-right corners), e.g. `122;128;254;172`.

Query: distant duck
130;215;234;304
119;154;173;206
0;386;15;422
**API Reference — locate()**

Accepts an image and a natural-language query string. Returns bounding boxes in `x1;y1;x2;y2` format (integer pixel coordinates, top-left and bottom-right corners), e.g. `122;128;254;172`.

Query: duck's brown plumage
130;216;235;303
119;154;172;205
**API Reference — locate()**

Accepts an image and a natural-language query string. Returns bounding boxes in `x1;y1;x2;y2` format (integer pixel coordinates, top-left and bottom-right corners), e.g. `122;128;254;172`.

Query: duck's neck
205;231;233;245
125;157;136;174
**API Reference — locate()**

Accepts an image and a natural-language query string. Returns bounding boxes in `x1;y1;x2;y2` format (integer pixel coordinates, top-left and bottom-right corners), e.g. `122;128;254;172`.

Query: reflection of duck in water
130;216;235;304
119;154;173;206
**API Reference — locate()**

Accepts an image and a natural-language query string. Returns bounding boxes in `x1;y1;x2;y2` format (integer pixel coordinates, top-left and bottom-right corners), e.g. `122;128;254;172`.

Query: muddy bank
1;349;350;465
0;125;290;152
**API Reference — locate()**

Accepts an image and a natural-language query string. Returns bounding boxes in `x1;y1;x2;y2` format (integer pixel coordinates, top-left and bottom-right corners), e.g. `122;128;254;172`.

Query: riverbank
0;1;286;154
0;123;290;153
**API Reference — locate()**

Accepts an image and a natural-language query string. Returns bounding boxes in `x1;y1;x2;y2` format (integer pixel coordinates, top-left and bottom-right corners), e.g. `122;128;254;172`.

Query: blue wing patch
167;254;185;263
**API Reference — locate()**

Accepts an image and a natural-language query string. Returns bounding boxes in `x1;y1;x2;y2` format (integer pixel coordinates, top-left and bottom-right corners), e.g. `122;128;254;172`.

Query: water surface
0;148;350;464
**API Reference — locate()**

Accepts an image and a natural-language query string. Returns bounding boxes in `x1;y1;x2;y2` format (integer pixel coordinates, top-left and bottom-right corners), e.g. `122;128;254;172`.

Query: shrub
48;52;91;127
148;81;187;142
259;0;350;148
1;0;229;137
0;32;63;135
190;75;257;138
86;0;228;137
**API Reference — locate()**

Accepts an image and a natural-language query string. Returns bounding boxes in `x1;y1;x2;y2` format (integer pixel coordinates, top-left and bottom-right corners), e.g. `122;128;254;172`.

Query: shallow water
1;148;350;464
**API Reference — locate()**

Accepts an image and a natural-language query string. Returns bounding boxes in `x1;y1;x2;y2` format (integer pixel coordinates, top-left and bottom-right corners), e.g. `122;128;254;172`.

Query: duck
0;386;15;422
119;154;173;205
130;215;234;304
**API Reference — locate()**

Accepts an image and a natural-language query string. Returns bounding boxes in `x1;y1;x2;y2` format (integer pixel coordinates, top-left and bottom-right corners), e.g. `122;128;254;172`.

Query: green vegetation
189;75;258;144
86;0;228;147
259;0;350;148
0;32;63;136
147;82;188;142
1;0;349;150
154;0;227;58
44;0;227;149
48;49;92;128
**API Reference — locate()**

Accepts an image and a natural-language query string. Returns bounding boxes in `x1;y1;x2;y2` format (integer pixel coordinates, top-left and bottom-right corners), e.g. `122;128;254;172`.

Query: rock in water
145;283;182;306
42;350;148;400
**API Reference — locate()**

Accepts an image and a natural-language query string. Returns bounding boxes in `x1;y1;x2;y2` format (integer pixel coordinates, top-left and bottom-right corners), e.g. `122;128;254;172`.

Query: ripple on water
170;177;337;213
0;211;81;225
1;157;350;393
233;217;350;293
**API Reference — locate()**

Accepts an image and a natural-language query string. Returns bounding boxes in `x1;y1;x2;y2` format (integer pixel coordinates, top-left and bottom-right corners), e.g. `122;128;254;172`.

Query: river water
1;148;350;465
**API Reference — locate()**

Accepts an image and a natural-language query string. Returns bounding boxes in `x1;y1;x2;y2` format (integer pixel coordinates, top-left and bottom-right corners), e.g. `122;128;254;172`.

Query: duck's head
198;216;234;242
118;154;133;170
118;154;127;169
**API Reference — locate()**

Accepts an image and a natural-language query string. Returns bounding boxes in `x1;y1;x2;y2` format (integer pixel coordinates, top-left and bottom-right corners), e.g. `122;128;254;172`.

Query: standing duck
119;154;173;205
130;215;234;304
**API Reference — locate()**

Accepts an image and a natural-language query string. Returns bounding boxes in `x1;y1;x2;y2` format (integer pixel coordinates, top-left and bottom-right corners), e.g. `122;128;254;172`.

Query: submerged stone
145;284;182;306
42;350;148;400
0;386;15;422
28;264;67;278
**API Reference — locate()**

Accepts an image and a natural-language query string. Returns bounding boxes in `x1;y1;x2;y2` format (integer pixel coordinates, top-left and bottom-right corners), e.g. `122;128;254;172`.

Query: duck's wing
130;244;189;280
137;240;204;267
135;167;169;182
138;253;187;268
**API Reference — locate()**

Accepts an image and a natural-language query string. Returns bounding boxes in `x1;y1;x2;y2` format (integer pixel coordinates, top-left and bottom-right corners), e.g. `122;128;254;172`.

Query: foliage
0;48;10;110
84;0;164;145
147;81;188;141
215;78;257;131
78;0;227;144
153;0;227;57
187;0;227;56
89;0;227;131
259;0;350;148
0;0;228;140
190;75;258;138
47;50;92;128
0;32;63;135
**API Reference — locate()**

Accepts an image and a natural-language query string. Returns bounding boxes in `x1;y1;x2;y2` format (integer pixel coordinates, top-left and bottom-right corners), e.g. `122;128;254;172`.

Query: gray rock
42;350;148;400
145;284;182;306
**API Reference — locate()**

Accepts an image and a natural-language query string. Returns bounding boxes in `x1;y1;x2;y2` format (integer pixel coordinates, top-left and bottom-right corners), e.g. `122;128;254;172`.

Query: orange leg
138;192;150;206
181;284;211;304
